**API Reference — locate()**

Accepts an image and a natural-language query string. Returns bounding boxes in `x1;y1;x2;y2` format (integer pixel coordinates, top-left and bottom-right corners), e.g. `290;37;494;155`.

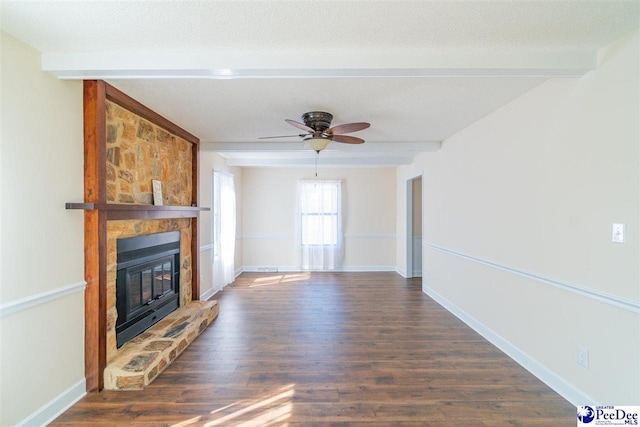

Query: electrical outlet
612;223;626;243
577;347;589;368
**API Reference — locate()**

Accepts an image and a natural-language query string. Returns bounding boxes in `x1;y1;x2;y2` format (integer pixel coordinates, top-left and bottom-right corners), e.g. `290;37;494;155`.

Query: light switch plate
612;223;626;243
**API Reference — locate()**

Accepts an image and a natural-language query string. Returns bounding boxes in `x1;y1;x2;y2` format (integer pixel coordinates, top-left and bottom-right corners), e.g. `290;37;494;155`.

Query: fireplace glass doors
115;231;181;348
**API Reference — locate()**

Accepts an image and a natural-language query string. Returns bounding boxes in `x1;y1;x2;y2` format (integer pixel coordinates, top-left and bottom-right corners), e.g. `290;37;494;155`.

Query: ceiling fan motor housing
302;111;333;132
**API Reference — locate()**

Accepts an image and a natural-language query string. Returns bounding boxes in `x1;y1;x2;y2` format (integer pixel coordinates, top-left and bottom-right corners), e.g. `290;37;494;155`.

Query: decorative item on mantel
152;180;163;206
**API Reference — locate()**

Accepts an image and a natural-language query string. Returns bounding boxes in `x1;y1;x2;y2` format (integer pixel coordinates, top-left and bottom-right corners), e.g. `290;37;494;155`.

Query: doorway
405;175;422;279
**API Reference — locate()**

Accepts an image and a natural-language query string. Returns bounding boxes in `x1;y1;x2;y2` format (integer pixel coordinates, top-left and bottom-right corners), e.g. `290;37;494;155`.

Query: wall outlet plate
612;223;626;243
577;347;589;368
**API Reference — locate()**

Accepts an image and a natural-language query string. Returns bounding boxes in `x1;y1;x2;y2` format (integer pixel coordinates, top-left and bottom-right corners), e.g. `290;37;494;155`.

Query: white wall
399;30;639;405
198;152;242;299
242;167;396;271
0;32;86;426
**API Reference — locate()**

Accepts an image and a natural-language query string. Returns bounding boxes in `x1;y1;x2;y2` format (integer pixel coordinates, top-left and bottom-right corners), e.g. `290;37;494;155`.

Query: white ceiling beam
206;141;438;167
42;50;597;79
224;156;414;168
202;141;441;153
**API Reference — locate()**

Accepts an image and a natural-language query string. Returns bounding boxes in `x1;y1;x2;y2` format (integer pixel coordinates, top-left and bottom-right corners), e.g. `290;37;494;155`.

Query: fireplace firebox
116;231;180;348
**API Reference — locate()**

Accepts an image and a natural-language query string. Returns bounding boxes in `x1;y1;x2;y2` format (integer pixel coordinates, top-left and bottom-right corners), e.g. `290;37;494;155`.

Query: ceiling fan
259;111;370;152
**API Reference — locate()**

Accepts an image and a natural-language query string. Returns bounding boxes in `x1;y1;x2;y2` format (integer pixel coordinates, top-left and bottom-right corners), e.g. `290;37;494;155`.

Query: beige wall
399;30;639;404
412;178;422;237
0;32;85;425
242;167;396;270
198;152;243;297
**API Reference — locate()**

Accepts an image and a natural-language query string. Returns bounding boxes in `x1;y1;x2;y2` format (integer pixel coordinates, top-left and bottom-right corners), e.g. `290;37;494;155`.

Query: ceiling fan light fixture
305;136;331;152
260;111;370;152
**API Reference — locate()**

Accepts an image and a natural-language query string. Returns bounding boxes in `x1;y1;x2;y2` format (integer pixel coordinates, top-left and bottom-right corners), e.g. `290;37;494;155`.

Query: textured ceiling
2;1;638;51
2;0;638;166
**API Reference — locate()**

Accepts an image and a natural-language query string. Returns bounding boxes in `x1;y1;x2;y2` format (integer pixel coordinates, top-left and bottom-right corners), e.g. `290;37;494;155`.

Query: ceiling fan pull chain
315;151;319;177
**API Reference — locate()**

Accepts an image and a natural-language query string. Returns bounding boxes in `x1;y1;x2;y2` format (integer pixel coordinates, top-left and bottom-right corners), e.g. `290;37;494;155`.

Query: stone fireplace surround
107;219;192;361
102;99;198;361
104;218;218;391
69;81;212;391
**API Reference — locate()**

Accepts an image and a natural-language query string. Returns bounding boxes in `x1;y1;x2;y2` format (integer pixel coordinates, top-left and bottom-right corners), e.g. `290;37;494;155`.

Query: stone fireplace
103;98;200;362
70;81;214;392
106;219;193;362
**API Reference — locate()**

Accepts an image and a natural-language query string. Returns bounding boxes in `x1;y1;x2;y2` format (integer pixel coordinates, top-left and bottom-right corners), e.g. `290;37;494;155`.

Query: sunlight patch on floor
204;384;296;426
170;416;202;426
250;273;310;288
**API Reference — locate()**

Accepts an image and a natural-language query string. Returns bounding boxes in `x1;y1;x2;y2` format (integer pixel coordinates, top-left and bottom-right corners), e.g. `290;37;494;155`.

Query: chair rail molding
423;242;640;313
0;281;86;318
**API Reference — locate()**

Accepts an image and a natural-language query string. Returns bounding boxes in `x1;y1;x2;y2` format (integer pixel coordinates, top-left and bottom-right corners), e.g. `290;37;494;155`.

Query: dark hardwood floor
52;272;575;426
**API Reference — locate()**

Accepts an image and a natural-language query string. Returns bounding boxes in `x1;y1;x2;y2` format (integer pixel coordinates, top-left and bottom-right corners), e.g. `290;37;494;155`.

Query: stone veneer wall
105;100;193;205
104;101;195;363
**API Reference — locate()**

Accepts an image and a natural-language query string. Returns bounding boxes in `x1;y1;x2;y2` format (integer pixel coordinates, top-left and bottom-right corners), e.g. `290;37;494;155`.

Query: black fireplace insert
115;231;180;348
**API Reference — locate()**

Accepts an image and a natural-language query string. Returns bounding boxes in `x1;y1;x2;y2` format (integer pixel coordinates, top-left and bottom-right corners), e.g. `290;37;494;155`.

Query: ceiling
2;1;638;167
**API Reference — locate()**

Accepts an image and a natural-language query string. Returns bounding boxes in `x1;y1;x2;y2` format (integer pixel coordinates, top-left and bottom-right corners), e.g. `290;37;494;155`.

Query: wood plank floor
52;272;575;426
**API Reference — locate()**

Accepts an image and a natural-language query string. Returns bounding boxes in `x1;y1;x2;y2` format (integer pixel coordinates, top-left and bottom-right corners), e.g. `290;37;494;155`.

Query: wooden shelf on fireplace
66;203;210;220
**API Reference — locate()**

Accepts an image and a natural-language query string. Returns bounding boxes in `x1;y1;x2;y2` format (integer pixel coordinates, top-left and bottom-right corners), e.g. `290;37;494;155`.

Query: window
212;170;236;290
300;181;339;245
297;180;343;270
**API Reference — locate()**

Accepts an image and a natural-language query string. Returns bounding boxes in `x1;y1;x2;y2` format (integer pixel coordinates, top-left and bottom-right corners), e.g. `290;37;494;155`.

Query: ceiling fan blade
285;119;314;133
258;134;307;139
328;122;370;135
331;134;365;144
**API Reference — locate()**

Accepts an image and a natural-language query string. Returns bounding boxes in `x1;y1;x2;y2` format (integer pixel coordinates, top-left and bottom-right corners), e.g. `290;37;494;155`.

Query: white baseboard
396;267;408;278
17;379;86;427
242;265;397;273
242;266;287;273
341;266;396;272
200;286;219;301
423;284;597;407
201;270;245;298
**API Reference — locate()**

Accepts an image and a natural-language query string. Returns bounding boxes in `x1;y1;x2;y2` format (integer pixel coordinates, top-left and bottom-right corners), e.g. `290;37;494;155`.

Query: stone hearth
104;300;218;390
